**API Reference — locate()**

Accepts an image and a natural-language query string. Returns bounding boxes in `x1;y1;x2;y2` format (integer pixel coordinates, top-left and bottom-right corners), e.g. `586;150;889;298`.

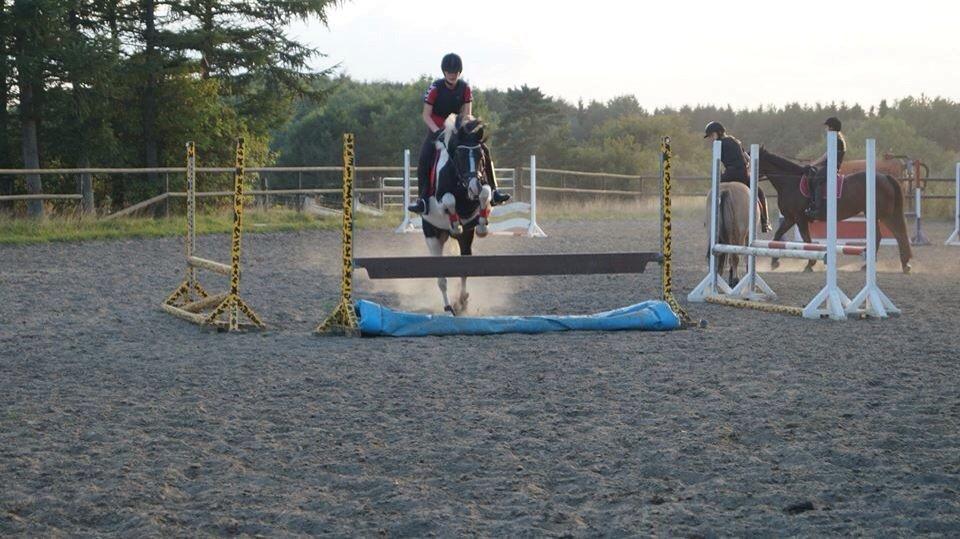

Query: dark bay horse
756;147;912;273
419;114;494;314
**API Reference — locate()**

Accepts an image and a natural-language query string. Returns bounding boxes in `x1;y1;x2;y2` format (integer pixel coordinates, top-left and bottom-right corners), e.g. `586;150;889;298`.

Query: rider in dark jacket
408;53;509;214
804;117;847;219
704;121;771;232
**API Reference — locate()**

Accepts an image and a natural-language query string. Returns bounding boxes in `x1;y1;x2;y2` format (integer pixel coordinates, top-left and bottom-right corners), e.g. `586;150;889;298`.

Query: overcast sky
289;0;960;109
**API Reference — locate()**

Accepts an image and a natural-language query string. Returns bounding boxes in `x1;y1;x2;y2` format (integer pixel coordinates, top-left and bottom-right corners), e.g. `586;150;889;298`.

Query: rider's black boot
492;190;511;205
407;198;427;214
804;185;822;220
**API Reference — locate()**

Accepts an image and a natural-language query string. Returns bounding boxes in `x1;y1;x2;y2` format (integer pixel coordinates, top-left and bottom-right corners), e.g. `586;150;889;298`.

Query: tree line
275;77;960;180
1;0;340;216
4;3;959;219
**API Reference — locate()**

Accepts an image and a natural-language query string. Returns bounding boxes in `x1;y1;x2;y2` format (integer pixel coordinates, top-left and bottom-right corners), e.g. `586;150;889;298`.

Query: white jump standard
688;133;898;320
395;153;546;237
946;163;960;246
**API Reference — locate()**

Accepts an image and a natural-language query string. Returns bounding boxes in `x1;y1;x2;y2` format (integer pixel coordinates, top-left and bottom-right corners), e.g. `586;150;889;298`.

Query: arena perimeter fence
0;163;956;220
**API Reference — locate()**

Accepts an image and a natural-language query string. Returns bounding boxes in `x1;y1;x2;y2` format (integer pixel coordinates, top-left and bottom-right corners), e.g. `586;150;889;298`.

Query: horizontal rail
0;166;344;175
0;166;519;176
181;293;229;313
705;296;804;316
161;304;210;325
751;240;866;256
187;256;232;276
522;167;646;180
0;194;82;201
103;193;170;220
354;252;662;279
536;186;643;197
713;244;826;261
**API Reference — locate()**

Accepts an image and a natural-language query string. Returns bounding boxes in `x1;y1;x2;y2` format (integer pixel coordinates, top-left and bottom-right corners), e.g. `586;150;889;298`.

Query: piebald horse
419;114;494;314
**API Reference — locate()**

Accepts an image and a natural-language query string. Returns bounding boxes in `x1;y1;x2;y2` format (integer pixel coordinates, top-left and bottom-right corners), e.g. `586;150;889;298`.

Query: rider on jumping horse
408;53;510;214
803;117;847;219
704;121;771;232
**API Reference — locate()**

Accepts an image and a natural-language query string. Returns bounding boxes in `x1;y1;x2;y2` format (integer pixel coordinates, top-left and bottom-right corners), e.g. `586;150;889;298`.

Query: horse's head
445;114;487;187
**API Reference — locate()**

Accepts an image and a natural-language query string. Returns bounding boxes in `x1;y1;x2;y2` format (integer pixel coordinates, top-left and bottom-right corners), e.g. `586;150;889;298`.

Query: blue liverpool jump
355;299;681;337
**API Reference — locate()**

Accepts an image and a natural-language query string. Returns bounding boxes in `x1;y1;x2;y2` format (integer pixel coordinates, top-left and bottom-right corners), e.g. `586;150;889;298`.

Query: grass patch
0;198;709;246
0;208;398;246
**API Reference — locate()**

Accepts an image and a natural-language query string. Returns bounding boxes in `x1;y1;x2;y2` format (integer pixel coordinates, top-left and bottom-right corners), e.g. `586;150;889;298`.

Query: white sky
290;0;960;109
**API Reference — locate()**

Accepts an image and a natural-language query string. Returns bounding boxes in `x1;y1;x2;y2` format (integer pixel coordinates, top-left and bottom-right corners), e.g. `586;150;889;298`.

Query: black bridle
450;143;486;190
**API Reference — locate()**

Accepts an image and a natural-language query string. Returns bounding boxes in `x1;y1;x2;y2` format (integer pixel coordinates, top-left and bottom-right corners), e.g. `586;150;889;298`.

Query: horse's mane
758;146;804;173
441;114;458;147
442;113;485;147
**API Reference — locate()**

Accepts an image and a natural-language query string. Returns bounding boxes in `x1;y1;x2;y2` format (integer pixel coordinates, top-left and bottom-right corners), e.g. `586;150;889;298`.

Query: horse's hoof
903;263;912;274
770;260;780;270
444;305;456;316
861;264;868;272
476;223;488;237
803;266;814;273
454;294;470;314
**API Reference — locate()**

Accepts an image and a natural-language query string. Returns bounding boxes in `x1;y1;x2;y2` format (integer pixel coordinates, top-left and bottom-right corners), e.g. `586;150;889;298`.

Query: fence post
298;171;303;212
81;171;94;215
164;173;170;218
516;166;523;203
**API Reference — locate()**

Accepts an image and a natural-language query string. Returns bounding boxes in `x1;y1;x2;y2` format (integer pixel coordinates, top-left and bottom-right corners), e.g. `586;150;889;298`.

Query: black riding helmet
824;117;842;131
704;121;725;138
441;53;463;74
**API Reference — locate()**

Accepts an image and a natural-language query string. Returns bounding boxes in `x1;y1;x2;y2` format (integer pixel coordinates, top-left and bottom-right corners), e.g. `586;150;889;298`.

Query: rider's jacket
812;131;847;171
719;135;750;183
424;79;472;129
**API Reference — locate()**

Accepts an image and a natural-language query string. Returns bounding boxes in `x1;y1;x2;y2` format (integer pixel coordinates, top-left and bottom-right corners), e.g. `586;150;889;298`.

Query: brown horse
705;182;755;287
756;147;912;273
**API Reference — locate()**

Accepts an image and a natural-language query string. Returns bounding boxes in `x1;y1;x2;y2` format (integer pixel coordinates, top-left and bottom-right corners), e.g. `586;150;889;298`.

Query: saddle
800;173;845;199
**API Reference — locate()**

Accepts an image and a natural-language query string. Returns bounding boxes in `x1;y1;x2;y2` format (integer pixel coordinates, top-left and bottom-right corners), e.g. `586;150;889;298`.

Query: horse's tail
718;189;732;245
883;173;913;264
715;189;732;275
886;173;905;218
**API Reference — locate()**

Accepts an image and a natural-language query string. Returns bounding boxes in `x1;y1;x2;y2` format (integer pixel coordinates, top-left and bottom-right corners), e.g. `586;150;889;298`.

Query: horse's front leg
440;193;462;237
476;184;492;237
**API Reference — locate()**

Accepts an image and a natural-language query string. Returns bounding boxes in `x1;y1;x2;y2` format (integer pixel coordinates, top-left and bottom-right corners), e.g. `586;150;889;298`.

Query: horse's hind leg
454;230;474;313
795;219;817;272
881;211;913;273
728;253;740;287
426;234;454;313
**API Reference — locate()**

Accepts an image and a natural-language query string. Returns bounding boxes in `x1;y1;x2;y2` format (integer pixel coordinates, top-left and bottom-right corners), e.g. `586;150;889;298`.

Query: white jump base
689;135;898;320
946;163;960;246
395;152;546;238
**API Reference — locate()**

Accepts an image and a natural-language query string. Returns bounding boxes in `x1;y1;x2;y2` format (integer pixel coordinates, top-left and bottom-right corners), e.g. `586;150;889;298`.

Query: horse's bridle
451;143;485;189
